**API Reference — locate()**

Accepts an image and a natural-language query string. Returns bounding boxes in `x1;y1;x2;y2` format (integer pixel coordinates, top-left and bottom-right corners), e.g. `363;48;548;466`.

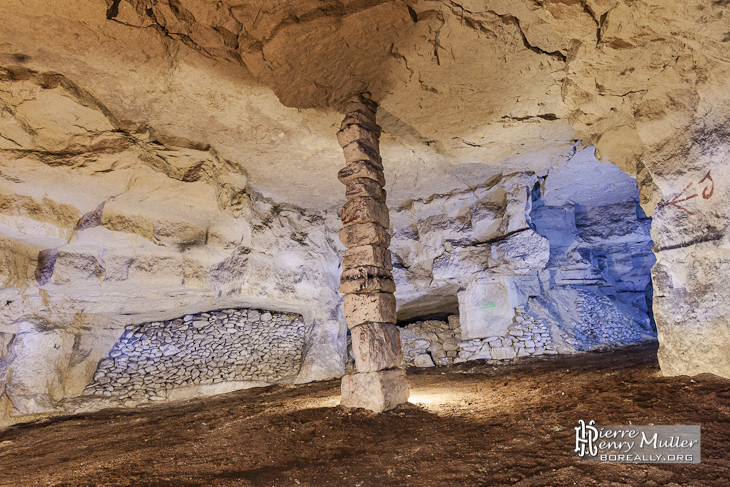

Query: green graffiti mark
479;302;496;310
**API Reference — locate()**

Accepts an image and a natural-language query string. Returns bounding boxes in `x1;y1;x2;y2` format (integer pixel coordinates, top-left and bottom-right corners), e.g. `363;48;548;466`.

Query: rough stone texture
399;318;462;367
490;230;551;272
344;99;377;121
399;299;647;367
337;161;385;187
0;0;728;419
340;368;410;412
457;308;558;362
457;277;541;341
82;307;305;404
342;245;393;272
524;286;655;353
530;148;656;315
343;292;397;328
340;197;390;228
337;124;380;152
342;141;383;169
3;331;74;416
345;178;386;202
391;172;548;321
0;3;725;210
339;222;390;248
389;148;657;366
295;319;347;386
647;119;730;377
340;266;396;295
338;96;406;410
0;68;348;426
0;337;9;399
0;0;584;212
413;353;435;368
350;322;402;373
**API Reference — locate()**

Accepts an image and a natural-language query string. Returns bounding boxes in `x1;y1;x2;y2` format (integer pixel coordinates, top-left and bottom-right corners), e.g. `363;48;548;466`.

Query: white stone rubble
456;308;558;362
399;292;651;368
399;316;462;367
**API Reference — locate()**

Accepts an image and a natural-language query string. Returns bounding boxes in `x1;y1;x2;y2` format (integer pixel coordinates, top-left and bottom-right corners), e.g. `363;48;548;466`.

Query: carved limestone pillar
337;94;410;412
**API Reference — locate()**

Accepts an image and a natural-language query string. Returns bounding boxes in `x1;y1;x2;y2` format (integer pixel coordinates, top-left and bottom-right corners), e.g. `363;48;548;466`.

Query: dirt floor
1;343;729;487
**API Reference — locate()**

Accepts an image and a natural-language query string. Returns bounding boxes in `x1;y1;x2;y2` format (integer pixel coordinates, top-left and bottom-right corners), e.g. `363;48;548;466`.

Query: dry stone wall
84;308;305;403
399;288;651;368
458;309;558;362
400;316;462;367
400;311;557;366
524;286;651;353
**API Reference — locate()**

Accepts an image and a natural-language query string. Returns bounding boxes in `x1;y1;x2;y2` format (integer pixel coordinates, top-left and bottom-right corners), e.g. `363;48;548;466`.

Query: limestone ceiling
1;0;729;210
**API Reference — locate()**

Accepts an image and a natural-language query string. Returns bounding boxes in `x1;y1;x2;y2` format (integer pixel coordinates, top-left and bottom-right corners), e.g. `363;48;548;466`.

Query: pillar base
340;368;410;412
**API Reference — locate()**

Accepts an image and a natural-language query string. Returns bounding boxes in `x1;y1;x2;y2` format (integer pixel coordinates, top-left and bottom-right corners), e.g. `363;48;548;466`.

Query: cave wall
648;111;730;377
0;70;347;427
398;285;653;367
390;171;548;322
391;146;655;336
0;0;729;424
531;147;656;320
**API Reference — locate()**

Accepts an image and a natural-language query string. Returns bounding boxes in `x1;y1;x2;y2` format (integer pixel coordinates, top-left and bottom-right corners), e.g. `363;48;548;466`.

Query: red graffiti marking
698;170;714;199
664;170;714;215
666;182;698;215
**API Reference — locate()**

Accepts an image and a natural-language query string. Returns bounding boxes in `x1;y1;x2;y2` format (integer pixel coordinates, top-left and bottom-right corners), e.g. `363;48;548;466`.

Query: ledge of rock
1;0;730;424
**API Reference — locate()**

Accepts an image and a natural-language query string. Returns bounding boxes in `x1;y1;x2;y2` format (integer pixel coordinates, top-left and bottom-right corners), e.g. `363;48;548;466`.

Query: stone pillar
337;94;409;412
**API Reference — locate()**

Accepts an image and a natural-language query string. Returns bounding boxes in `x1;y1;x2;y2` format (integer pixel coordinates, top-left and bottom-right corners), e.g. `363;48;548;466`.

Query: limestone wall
399;289;652;368
83;308;305;404
390;171;549;322
1;0;729;385
400;316;461;367
392;148;655;351
0;68;347;428
458;309;559;362
1;0;729;423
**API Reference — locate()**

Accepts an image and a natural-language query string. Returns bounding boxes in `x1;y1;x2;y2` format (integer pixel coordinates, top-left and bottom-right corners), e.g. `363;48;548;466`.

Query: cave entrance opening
390;146;657;368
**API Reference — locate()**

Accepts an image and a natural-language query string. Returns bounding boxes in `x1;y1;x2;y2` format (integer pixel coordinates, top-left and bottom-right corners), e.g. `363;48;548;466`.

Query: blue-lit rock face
524;287;653;353
530;147;656;320
83;308;305;404
391;147;656;356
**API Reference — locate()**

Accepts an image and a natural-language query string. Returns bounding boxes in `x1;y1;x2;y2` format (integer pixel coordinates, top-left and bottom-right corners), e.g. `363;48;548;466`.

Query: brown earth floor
1;343;729;487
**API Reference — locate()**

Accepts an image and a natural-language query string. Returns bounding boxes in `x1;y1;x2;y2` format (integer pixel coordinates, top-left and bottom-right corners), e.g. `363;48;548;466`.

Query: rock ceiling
2;0;728;210
3;1;730;426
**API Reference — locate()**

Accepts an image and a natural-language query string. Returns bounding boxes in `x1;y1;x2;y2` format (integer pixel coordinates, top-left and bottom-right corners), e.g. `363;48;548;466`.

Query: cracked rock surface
0;65;347;426
1;0;730;424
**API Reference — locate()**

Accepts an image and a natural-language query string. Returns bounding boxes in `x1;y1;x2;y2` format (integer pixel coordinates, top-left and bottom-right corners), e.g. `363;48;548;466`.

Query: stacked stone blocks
457;307;558;361
400;316;462;367
337;95;409;411
84;308;305;403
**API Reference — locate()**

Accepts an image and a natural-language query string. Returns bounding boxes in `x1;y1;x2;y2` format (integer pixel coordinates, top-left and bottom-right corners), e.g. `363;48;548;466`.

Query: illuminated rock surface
1;0;729;425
